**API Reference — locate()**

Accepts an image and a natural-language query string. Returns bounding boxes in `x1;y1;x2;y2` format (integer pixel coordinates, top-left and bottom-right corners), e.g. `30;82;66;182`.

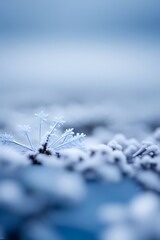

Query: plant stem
25;133;34;150
39;120;42;144
49;133;72;148
12;141;33;151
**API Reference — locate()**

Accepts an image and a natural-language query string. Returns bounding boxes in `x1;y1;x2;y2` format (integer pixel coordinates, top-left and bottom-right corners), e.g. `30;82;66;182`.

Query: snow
99;204;127;223
20;167;86;204
102;225;137;240
0;145;29;170
129;193;160;222
136;171;160;192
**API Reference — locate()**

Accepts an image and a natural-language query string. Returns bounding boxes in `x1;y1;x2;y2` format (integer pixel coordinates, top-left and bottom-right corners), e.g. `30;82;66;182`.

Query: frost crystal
0;112;86;154
0;133;13;144
35;111;48;122
18;125;31;134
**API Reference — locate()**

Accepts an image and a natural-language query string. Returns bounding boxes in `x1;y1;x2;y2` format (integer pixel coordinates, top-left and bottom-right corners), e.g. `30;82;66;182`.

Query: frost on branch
0;111;86;156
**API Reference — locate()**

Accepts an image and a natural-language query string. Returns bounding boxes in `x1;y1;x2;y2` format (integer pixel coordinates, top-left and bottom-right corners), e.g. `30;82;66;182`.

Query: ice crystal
18;124;31;134
0;112;86;155
35;111;48;122
0;133;13;144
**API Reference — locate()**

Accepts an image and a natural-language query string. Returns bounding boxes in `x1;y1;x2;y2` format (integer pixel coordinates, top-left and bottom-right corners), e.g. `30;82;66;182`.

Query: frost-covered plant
0;111;86;156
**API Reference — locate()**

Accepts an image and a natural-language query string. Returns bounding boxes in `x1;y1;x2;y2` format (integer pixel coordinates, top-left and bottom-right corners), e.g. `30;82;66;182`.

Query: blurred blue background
0;0;160;111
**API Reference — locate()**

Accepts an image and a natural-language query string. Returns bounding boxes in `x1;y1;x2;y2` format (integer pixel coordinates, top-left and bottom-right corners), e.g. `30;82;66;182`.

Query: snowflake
0;111;86;155
0;133;13;144
18;125;31;134
35;111;48;122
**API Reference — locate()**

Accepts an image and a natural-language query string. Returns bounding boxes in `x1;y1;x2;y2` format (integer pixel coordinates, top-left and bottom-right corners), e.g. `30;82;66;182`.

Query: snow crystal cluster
0;111;86;154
